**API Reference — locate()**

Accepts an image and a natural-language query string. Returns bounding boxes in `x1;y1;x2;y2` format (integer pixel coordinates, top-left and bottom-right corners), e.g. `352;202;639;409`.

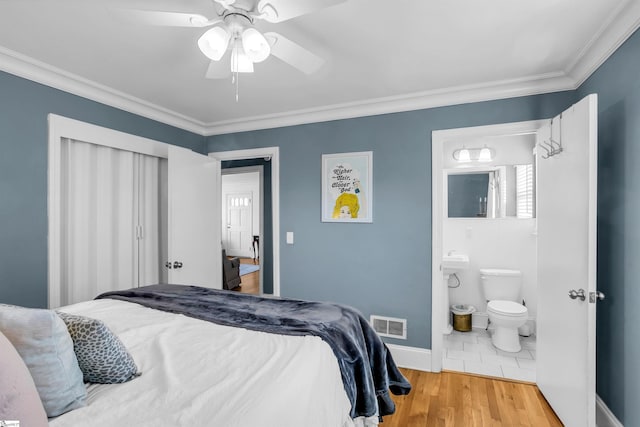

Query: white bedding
49;299;371;427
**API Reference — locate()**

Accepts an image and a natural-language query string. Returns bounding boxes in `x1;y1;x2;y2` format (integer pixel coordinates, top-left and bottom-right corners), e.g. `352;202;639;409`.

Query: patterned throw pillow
57;312;139;384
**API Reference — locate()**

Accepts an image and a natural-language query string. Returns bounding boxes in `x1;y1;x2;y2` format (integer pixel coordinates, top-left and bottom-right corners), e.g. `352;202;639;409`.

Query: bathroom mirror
447;164;535;219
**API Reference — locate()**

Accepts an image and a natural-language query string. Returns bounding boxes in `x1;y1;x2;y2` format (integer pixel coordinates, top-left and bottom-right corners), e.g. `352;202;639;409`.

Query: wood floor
236;257;260;295
383;369;562;427
228;261;561;426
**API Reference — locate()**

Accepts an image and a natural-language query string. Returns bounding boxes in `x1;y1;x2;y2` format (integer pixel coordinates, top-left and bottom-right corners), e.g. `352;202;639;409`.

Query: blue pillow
57;312;139;384
0;305;86;417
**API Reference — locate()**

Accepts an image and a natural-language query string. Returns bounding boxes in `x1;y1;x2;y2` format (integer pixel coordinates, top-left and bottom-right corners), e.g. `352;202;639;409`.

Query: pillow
57;311;139;384
0;304;86;417
0;330;48;426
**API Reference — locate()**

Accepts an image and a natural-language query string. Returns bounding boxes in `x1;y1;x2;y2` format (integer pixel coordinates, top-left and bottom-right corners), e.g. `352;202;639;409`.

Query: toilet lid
487;300;528;316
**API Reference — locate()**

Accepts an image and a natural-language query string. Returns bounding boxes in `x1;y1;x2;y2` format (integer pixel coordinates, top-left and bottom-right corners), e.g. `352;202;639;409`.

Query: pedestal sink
442;252;469;334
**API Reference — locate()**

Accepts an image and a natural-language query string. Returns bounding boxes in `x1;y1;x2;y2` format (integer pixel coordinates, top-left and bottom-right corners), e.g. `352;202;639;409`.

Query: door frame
222;166;264;293
48;114;172;308
209;148;280;297
430;119;544;372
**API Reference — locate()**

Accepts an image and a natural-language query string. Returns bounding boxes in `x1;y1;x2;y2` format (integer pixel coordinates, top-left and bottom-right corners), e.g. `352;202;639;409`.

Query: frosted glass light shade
458;148;471;163
478;147;492;162
231;47;254;73
198;27;231;61
241;28;270;63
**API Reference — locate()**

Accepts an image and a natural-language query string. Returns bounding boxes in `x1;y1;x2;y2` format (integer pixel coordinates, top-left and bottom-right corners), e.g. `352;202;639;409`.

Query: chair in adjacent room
222;249;242;290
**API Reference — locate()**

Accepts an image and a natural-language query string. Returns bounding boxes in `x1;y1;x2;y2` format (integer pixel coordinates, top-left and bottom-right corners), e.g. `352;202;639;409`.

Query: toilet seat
487;300;527;317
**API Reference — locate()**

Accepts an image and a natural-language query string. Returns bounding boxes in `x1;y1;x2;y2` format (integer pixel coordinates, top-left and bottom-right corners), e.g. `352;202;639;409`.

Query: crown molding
0;46;207;135
567;0;640;86
203;72;575;135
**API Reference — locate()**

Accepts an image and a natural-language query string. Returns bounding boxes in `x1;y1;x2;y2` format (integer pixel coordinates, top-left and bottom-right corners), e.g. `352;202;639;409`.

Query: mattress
49;298;368;427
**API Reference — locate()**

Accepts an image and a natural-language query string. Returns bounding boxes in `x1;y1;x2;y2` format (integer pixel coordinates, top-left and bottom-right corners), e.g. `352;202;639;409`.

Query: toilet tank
480;269;522;302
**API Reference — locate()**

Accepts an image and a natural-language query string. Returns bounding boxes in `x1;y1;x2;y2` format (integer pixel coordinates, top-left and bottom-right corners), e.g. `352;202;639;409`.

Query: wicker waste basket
451;304;476;332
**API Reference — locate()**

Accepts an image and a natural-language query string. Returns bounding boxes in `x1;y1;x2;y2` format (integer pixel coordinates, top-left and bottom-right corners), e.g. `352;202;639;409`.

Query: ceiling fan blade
206;60;231;79
264;32;325;74
112;9;221;27
257;0;346;23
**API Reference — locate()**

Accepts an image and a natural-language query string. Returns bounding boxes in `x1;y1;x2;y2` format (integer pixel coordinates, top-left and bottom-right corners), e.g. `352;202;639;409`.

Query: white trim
386;344;432;372
209;147;281;297
204;73;575;135
1;47;205;135
47;114;174;308
596;394;624;427
430;119;546;372
2;6;638;136
568;0;640;87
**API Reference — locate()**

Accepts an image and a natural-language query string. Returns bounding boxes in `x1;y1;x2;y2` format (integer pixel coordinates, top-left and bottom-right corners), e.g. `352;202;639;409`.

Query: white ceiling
0;0;639;135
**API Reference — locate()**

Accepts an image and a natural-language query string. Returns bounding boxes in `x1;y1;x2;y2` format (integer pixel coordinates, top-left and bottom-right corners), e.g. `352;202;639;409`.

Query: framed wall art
321;151;373;223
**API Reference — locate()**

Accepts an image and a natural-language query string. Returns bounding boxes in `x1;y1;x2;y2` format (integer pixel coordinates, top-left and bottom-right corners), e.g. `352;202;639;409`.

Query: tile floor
443;328;536;382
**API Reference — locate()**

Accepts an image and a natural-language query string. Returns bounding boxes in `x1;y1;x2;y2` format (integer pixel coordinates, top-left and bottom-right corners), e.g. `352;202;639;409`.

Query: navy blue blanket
96;284;411;420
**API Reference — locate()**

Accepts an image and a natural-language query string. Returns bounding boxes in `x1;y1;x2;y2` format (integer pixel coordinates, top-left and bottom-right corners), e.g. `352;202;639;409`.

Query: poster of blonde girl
321;151;373;223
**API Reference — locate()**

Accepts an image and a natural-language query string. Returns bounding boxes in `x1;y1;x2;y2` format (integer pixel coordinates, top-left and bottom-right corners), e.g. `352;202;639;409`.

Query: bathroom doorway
430;95;600;427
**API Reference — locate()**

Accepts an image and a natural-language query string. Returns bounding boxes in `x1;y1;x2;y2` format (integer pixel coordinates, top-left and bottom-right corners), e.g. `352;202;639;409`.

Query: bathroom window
516;164;534;218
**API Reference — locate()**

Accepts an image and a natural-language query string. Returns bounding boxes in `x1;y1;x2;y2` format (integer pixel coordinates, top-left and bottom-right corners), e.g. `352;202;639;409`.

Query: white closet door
59;139;164;306
136;154;166;287
60;139;137;305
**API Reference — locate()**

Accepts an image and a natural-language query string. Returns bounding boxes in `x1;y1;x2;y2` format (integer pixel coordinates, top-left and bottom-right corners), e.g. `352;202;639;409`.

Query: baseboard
386;344;432;372
596;394;623;427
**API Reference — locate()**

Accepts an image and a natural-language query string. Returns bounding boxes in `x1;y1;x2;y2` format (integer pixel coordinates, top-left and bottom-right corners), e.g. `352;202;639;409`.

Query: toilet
480;268;528;352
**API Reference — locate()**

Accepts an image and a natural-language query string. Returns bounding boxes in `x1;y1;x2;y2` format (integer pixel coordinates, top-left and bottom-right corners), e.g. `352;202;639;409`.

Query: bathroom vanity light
452;145;494;163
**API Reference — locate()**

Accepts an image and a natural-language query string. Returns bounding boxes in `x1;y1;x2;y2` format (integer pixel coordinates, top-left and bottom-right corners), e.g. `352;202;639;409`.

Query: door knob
589;291;605;303
568;289;586;301
173;261;183;269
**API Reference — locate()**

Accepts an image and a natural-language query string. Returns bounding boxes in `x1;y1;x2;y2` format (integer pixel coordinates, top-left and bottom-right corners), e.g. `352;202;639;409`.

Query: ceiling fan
121;0;346;80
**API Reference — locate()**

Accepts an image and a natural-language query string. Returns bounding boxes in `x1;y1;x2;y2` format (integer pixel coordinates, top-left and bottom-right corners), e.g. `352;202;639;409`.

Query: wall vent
370;315;407;339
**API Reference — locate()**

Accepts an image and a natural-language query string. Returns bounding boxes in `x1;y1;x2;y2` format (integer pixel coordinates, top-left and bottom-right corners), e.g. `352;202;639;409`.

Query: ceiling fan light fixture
241;28;271;63
231;46;254;73
198;26;231;61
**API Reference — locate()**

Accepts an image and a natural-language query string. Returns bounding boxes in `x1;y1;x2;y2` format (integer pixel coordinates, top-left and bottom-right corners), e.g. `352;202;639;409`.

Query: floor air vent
370;315;407;339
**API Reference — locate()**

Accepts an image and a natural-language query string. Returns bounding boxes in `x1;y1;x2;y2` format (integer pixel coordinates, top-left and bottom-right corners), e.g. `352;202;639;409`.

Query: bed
1;285;410;427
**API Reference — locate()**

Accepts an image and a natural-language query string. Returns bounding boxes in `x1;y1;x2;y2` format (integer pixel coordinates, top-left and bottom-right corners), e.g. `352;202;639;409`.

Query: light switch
286;232;294;244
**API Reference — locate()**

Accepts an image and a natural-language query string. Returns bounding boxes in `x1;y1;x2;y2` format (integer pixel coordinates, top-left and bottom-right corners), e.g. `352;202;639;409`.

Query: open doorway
222;166;262;294
210;147;280;297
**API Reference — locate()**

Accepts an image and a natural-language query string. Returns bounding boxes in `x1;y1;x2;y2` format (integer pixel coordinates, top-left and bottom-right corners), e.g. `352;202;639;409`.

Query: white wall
442;132;538;319
443;218;537;317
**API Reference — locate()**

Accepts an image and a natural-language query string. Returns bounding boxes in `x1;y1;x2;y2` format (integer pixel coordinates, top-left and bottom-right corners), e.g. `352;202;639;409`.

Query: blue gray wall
578;28;640;426
0;71;205;308
206;92;575;349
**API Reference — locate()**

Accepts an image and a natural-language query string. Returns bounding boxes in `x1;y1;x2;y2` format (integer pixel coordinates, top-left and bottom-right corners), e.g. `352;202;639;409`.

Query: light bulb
241;28;270;63
458;148;471;163
197;26;230;61
478;146;492;162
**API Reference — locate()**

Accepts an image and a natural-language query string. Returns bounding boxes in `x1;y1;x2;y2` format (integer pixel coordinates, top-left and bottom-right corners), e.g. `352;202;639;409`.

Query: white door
536;94;599;427
225;192;253;257
167;146;222;289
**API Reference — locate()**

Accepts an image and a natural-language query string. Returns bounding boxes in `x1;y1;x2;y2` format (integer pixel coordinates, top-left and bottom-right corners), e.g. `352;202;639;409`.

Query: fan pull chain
235;70;240;102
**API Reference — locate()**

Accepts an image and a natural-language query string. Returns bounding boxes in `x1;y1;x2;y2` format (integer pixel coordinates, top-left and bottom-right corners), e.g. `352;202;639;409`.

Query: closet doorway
48;115;222;308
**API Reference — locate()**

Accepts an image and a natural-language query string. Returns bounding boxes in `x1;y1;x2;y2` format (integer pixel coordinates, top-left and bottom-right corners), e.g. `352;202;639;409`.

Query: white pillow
0;305;87;417
0;330;48;426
